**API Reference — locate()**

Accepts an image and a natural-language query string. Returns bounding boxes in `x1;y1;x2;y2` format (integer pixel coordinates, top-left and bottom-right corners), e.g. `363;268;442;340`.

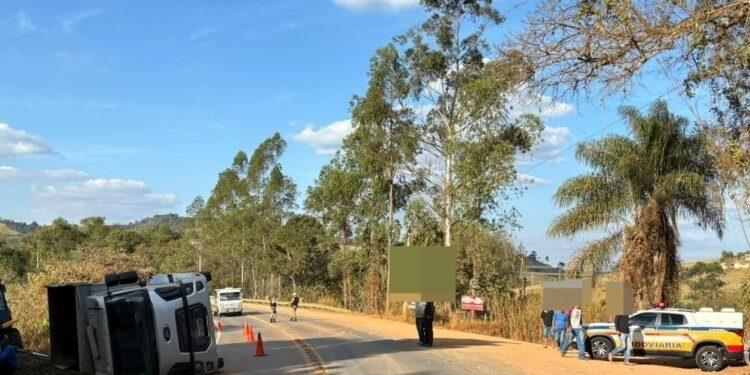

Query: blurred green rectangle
388;246;455;302
606;281;633;315
542;279;592;310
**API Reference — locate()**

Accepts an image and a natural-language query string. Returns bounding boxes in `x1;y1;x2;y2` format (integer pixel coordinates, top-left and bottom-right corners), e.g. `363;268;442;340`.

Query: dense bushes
6;247;153;352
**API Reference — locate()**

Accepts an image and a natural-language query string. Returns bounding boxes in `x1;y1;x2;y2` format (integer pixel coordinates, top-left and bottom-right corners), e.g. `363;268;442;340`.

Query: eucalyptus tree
305;159;363;249
185;196;206;271
403;198;442;246
396;0;542;246
272;215;331;293
349;43;419;251
549;101;723;306
200;133;296;296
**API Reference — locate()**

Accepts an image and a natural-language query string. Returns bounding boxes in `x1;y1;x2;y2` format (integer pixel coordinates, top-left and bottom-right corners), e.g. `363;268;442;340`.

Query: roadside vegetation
1;0;749;354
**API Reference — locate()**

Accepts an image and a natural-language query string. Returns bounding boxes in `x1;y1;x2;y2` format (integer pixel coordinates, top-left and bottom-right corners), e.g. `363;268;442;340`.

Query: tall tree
200;133;296;297
397;0;542;245
185;196;206;271
272;215;331;292
305;160;363;249
514;0;750;219
514;0;750;132
549;100;724;306
349;43;419;252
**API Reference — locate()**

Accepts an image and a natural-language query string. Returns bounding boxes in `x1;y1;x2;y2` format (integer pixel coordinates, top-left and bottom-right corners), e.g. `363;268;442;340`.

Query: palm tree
549;100;724;307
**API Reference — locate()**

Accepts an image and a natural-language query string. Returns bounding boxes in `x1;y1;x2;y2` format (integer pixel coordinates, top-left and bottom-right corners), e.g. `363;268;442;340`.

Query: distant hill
0;223;18;238
0;219;40;235
121;214;187;232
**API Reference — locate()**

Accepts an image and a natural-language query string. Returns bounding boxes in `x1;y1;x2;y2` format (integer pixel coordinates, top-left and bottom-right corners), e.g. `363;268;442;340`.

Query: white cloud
15;11;40;33
332;0;420;11
517;173;551;186
189;26;217;42
517;126;573;166
0;166;23;180
30;178;177;223
58;8;103;34
0;166;87;181
507;86;574;119
53;51;89;68
0;123;55;158
293;120;354;155
244;21;301;40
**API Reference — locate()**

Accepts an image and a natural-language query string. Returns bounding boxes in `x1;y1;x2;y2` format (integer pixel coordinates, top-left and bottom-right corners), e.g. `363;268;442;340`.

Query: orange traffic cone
254;332;267;357
246;324;255;343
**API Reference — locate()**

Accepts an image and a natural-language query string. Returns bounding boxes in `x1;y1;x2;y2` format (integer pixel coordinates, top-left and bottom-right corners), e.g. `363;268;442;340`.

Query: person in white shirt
561;305;587;359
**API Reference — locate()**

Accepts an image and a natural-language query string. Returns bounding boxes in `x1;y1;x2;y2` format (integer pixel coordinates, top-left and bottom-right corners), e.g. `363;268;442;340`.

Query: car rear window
660;313;686;326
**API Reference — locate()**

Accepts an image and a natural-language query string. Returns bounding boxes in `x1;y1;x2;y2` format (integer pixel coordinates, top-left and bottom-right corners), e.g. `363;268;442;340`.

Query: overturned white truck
48;271;223;374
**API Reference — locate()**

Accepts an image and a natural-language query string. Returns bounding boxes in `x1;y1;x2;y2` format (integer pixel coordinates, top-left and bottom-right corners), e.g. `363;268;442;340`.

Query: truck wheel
695;346;726;372
5;328;24;349
589;337;613;360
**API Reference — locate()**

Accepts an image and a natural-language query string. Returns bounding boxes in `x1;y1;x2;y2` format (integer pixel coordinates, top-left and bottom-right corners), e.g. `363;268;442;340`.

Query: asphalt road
215;304;749;375
215;304;522;375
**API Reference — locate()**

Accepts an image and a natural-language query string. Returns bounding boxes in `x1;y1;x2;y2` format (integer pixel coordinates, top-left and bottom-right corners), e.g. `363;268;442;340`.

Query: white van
213;288;243;316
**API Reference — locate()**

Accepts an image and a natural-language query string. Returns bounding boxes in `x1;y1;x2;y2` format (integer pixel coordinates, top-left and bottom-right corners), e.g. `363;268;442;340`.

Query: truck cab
84;272;222;374
213;288;243;317
585;307;746;372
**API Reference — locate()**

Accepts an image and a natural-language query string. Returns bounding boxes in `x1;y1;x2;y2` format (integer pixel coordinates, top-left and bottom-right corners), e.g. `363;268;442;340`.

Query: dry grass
6;247;153;353
378;290;611;344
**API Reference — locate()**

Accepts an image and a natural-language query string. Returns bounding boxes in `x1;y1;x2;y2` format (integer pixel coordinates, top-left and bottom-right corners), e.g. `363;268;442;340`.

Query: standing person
269;298;278;323
414;301;426;345
608;314;633;365
290;293;300;322
561;305;586;360
422;302;435;347
552;309;568;348
540;309;554;348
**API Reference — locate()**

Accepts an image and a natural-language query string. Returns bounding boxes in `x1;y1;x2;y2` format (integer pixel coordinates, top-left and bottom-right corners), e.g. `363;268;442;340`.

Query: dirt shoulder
247;302;749;375
14;351;75;375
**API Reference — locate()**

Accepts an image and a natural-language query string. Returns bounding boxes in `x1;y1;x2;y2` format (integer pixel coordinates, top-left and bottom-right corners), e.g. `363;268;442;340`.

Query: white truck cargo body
693;308;743;329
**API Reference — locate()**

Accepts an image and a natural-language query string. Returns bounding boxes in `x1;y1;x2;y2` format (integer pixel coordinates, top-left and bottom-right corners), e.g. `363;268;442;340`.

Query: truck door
629;312;658;356
655;313;692;357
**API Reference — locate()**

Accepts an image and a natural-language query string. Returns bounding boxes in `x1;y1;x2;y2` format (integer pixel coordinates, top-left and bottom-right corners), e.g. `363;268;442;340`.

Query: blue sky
0;0;746;264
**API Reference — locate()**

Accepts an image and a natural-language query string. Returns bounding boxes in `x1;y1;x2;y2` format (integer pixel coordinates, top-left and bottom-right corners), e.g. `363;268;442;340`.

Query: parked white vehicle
213;288;243;316
585;307;746;371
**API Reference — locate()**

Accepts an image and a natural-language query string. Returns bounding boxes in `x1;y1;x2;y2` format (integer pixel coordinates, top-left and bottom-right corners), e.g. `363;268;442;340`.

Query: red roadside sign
461;295;484;311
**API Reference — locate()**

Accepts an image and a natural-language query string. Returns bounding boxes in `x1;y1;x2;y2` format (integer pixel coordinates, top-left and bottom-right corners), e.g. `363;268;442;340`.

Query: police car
584;307;746;372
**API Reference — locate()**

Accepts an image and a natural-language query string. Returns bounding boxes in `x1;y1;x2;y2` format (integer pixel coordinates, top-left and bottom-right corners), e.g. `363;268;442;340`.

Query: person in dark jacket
608;314;633;364
422;302;435;347
540;310;554;348
290;293;300;322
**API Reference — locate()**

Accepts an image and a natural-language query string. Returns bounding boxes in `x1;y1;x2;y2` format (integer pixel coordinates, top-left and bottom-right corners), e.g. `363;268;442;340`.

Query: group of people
415;301;435;347
268;292;301;323
540;306;587;359
540;307;633;365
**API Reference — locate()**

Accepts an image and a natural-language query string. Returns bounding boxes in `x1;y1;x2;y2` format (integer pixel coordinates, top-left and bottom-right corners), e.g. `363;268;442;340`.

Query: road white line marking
246;314;328;375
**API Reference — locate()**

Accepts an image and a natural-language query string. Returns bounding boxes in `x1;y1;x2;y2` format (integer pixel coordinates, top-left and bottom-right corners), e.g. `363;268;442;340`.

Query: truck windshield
105;290;159;375
219;292;241;301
